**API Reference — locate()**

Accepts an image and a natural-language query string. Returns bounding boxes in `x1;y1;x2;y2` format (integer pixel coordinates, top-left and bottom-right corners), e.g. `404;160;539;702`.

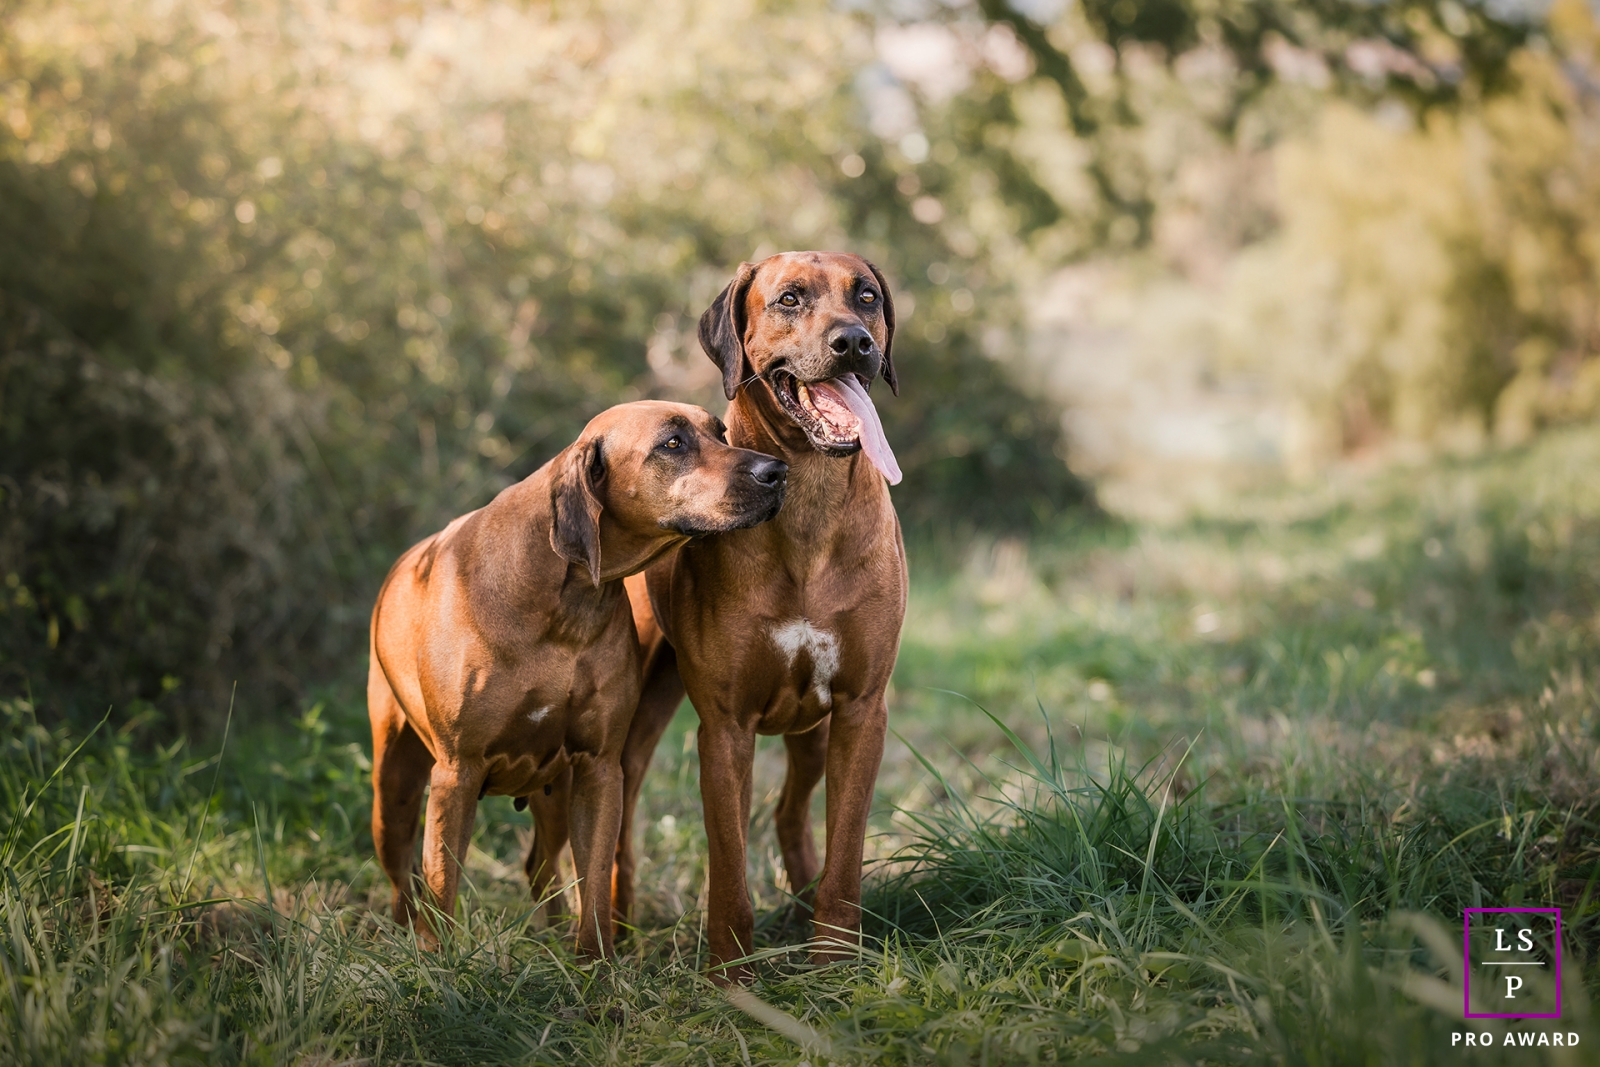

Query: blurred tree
1217;41;1600;456
7;0;1574;729
0;0;1089;729
934;0;1600;469
973;0;1531;236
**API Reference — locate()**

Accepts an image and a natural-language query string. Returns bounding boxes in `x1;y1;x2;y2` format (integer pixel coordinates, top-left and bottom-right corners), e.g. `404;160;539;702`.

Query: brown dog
615;252;906;981
367;401;786;956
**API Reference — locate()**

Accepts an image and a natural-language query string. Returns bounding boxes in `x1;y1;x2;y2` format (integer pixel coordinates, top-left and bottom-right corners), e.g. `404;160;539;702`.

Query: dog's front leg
811;693;887;964
698;721;757;983
613;642;685;936
566;751;623;958
775;719;830;914
525;763;573;929
418;760;482;946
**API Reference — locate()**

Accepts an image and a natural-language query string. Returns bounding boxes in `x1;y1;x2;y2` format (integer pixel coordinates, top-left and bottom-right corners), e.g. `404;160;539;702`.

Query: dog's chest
768;617;842;710
679;520;905;732
473;628;636;797
746;614;847;734
478;693;572;797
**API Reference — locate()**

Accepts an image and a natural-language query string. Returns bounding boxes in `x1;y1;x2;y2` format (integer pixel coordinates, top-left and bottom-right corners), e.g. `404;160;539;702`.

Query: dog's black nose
828;324;875;359
748;456;787;488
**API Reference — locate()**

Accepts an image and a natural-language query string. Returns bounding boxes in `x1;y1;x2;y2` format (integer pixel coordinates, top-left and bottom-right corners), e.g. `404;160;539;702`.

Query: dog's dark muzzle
828;324;876;364
666;457;788;536
738;456;788;525
769;321;883;392
745;455;788;490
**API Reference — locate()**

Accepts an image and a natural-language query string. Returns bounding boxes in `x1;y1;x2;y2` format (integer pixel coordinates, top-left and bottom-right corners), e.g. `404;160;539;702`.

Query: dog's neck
726;380;887;545
588;519;690;585
487;471;678;624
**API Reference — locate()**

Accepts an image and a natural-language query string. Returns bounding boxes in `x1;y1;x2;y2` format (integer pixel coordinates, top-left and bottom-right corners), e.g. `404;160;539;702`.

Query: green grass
6;426;1600;1064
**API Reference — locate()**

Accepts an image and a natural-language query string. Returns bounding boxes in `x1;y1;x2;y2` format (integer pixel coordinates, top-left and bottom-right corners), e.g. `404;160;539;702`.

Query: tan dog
615;252;906;981
367;401;787;956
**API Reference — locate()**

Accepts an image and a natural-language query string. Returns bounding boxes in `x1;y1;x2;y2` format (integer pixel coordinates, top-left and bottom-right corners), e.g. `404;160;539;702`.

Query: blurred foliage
0;0;1087;727
949;0;1599;490
970;0;1530;241
1221;30;1600;456
1;0;1590;729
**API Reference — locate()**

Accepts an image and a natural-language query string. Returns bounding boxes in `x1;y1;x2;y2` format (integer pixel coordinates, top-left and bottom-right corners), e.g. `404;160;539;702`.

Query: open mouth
770;370;864;455
766;370;902;484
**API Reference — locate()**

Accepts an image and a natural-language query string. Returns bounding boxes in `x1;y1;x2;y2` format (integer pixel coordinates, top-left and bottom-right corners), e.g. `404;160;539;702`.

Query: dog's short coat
367;401;786;956
615;252;907;981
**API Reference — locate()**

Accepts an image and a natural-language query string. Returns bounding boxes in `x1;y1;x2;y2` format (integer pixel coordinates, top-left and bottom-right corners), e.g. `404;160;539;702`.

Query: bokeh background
2;0;1594;732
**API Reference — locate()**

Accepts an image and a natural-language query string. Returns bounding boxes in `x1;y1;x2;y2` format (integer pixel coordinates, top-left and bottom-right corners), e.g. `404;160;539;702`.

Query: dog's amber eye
860;289;877;304
779;292;799;307
664;436;682;450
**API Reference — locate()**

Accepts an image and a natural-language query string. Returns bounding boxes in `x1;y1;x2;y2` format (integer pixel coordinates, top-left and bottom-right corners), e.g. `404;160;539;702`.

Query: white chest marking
527;705;553;725
769;619;840;709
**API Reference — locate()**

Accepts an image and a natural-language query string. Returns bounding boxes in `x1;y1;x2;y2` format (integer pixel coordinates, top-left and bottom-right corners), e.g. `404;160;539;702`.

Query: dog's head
550;401;787;585
698;251;901;484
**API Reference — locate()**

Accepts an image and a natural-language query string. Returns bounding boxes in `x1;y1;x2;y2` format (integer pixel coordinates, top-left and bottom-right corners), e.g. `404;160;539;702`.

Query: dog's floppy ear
698;261;760;401
549;437;605;586
864;260;898;396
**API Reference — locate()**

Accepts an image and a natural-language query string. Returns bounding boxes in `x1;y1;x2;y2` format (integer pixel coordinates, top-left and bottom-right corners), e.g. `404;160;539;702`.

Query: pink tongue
812;376;902;485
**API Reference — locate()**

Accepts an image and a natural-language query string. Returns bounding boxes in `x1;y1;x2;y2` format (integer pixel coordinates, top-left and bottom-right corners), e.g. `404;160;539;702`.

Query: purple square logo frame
1463;908;1562;1020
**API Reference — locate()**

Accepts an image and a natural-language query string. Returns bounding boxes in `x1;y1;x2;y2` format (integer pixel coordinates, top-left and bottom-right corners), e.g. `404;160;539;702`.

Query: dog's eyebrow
663;414;690;428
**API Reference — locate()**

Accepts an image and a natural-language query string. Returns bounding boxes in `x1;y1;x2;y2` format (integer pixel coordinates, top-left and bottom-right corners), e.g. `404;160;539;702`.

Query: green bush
0;0;1087;729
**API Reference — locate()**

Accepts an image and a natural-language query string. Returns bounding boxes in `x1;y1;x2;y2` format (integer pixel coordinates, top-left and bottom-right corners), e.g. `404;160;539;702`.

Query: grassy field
5;427;1600;1065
